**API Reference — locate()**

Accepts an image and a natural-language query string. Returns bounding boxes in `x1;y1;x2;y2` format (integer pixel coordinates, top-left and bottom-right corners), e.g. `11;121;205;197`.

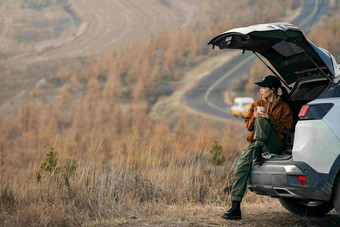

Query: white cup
255;106;265;114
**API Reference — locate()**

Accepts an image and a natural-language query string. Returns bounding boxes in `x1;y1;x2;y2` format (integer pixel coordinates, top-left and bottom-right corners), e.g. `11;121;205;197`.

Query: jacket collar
261;96;281;103
260;96;282;114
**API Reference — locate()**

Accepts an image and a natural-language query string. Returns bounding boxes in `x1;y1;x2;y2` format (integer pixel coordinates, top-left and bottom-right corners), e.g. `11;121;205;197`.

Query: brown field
0;0;299;115
0;0;339;226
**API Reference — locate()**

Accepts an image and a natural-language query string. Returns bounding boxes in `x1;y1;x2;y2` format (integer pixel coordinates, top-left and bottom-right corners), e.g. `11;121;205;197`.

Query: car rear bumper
248;160;332;201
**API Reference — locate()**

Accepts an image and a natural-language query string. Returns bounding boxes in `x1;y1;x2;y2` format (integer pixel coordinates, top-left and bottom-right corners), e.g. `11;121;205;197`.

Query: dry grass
0;131;243;226
1;135;338;226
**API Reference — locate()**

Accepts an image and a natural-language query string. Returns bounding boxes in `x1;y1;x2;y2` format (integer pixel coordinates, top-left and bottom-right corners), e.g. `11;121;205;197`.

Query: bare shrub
0;187;17;215
17;202;71;227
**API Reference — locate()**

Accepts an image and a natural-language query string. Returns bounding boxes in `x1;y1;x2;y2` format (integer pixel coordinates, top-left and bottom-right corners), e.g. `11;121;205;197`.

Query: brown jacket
245;97;293;146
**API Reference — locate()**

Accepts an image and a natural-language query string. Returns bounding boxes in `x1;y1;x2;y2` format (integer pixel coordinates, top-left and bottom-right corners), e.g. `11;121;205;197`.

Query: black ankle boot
221;201;242;220
253;145;264;166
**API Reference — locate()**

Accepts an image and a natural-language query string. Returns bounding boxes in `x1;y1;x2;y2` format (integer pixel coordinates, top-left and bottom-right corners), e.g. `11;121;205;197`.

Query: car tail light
298;103;334;120
298;105;310;117
297;176;308;186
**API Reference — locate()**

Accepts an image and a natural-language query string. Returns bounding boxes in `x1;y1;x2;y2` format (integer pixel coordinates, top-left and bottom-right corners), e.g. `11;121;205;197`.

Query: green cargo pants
231;117;281;202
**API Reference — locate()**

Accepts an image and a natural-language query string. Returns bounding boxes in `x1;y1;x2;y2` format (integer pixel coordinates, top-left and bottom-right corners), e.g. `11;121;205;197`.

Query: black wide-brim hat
255;75;281;89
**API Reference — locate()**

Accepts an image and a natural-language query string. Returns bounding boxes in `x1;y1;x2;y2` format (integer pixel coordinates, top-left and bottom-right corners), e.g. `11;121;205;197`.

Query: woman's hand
254;110;269;119
260;112;270;119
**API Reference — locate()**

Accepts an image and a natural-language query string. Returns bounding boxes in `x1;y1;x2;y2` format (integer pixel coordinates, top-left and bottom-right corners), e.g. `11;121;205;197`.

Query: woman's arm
268;103;293;134
245;103;256;131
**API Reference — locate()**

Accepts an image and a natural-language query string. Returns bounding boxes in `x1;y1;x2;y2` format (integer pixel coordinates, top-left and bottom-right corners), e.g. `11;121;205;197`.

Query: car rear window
291;80;329;101
318;85;340;98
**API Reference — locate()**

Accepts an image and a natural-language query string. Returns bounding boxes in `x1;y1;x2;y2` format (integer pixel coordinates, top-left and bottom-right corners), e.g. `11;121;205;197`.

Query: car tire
278;197;333;216
332;174;340;217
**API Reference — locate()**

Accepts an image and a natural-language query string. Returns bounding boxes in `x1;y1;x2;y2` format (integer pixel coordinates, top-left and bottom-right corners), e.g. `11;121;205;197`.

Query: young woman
222;75;294;220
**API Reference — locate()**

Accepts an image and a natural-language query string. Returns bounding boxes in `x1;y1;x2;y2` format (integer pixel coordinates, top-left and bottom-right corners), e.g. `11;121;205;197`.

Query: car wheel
332;174;340;217
279;197;333;216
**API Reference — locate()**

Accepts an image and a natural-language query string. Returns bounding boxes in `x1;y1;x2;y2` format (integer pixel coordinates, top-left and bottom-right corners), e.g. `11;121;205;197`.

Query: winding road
0;0;204;114
184;0;329;120
39;0;202;59
0;0;203;64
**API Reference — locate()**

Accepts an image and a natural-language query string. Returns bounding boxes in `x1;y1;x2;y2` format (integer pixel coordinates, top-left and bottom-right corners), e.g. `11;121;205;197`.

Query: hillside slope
0;0;230;114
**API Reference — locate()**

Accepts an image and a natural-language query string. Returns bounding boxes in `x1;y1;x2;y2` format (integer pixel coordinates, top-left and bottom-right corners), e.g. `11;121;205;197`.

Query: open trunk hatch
208;23;340;90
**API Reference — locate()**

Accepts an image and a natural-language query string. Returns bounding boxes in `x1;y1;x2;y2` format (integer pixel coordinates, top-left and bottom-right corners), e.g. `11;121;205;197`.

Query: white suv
208;22;340;217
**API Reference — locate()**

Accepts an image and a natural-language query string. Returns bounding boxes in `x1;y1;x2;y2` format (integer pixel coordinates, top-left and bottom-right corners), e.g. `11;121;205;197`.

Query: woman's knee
239;144;255;159
255;117;267;123
255;117;270;127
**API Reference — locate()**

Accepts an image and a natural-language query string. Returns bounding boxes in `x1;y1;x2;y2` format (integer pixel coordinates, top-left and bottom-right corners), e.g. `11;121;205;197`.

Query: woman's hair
269;85;279;94
269;85;289;101
271;85;289;101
